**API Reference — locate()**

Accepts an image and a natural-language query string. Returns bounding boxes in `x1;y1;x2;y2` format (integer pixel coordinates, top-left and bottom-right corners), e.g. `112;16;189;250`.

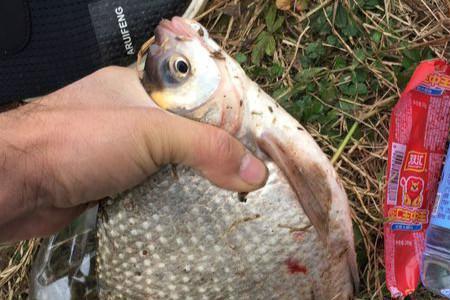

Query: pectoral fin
257;132;331;243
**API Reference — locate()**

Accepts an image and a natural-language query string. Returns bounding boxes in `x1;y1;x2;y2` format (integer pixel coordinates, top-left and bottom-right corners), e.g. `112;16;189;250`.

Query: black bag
0;0;190;103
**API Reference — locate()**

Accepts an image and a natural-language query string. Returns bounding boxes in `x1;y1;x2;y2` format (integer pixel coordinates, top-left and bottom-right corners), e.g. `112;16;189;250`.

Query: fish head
142;17;246;134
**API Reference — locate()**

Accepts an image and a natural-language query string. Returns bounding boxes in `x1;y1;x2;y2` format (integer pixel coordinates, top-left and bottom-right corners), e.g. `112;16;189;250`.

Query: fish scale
96;163;348;299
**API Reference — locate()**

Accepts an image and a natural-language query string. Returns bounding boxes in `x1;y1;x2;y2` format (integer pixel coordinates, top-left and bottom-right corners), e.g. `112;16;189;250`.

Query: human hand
0;66;267;242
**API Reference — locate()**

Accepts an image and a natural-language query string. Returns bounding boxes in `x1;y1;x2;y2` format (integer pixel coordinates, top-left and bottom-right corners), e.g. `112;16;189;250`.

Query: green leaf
373;60;383;69
310;9;332;35
334;56;347;69
292;82;308;94
300;56;312;68
325;109;338;123
251;45;265;65
401;57;414;70
294;95;309;120
355;49;366;61
272;16;285;33
355;83;368;95
339;100;355;111
319;80;337;102
352;49;366;65
252;31;271;65
335;4;348;29
422;48;435;60
265;35;276;56
305;41;326;60
287;100;305;120
269;63;284;78
272;86;291;101
249;66;269;78
397;65;417;90
340;82;368;96
307;100;325;122
371;31;382;44
326;35;338;46
297;95;325;122
356;82;368;95
369;78;381;95
343;18;360;37
294;67;326;83
306;82;316;92
353;68;368;83
256;30;271;43
265;5;277;32
317;110;339;129
235;52;247;64
402;49;421;63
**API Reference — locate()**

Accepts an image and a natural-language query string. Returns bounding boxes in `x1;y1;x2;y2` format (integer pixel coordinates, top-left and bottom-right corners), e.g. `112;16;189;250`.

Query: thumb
147;110;268;192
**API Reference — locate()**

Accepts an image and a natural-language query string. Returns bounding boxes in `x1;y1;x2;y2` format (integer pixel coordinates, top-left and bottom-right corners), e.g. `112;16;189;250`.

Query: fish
96;17;358;299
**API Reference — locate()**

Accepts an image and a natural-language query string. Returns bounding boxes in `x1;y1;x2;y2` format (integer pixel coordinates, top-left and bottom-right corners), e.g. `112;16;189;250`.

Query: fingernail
239;153;267;186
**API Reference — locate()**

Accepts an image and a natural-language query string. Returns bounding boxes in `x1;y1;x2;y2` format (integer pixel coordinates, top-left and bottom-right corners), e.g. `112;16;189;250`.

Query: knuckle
211;130;235;159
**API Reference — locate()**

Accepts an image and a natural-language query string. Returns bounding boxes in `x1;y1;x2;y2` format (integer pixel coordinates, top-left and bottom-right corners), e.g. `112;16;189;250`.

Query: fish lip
155;17;198;45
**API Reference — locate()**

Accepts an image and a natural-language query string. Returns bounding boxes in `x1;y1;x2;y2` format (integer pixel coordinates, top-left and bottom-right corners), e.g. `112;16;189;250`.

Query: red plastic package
384;59;450;297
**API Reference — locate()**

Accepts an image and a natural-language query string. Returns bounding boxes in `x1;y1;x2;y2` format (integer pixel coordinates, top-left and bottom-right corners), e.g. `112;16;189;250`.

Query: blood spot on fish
268;106;273;113
292;231;306;242
285;258;307;274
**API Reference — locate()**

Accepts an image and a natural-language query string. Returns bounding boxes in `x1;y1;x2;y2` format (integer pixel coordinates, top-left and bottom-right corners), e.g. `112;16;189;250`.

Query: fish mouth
147;17;195;67
155;17;199;45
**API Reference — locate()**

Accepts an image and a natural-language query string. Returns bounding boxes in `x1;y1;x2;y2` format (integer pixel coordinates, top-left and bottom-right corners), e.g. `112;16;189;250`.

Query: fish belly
96;162;348;299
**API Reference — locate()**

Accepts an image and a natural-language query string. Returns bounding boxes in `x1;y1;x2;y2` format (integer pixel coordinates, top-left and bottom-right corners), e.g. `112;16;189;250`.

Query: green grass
201;0;449;298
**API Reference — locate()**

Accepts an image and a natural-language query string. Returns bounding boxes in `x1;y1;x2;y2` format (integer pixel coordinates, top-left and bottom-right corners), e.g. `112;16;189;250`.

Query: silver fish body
97;164;352;300
96;17;357;299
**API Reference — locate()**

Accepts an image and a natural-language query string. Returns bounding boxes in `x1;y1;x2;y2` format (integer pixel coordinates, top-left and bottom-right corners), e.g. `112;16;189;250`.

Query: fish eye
168;56;190;81
175;58;189;74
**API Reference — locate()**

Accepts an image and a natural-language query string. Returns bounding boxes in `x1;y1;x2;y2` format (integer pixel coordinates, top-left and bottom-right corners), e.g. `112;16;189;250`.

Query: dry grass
1;0;449;299
0;240;39;299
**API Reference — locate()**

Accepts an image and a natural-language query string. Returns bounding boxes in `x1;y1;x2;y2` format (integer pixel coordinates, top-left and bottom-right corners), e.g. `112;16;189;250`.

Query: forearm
0;103;50;228
0;99;92;243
